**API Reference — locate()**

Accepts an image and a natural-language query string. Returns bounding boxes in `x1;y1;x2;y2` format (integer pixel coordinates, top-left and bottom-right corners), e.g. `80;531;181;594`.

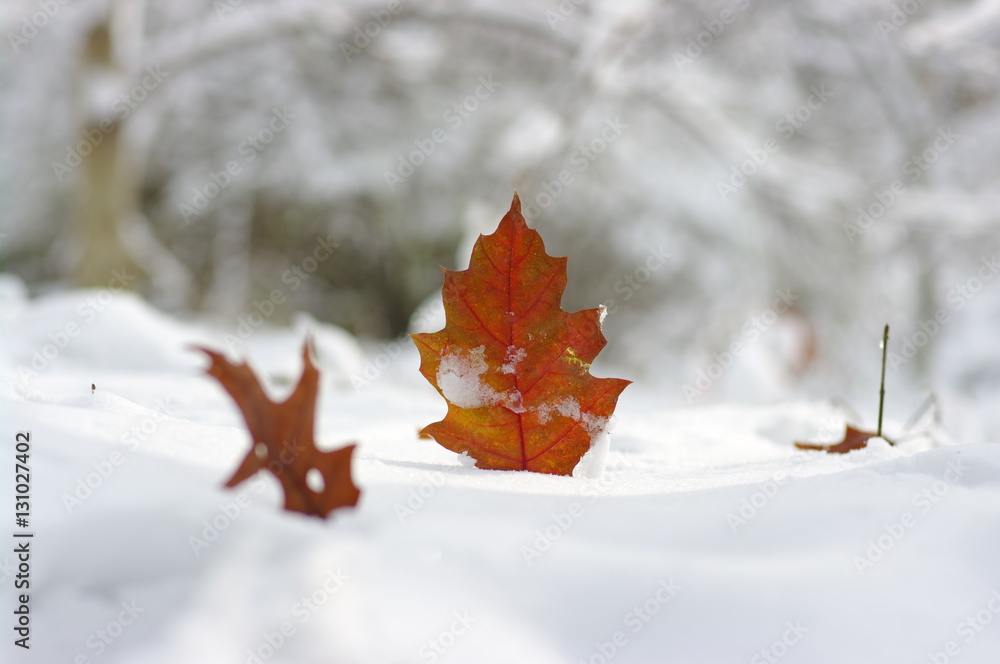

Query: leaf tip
302;335;316;366
188;344;213;359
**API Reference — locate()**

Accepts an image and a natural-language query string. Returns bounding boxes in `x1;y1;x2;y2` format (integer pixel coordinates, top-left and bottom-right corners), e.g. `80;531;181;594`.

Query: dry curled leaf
795;424;893;454
195;340;360;518
412;193;630;475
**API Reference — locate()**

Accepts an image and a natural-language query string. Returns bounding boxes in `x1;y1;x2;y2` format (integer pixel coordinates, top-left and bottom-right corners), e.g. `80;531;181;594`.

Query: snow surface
3;285;1000;664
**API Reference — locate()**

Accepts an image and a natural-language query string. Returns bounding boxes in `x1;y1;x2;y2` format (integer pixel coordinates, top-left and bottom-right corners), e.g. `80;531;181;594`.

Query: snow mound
6;288;208;375
3;287;997;664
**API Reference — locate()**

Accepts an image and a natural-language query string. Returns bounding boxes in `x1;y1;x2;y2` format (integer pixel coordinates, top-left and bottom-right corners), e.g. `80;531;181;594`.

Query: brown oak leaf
195;340;360;518
795;425;893;454
411;193;630;475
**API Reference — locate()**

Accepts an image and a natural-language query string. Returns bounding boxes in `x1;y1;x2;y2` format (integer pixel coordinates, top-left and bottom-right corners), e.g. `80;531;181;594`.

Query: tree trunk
74;14;143;290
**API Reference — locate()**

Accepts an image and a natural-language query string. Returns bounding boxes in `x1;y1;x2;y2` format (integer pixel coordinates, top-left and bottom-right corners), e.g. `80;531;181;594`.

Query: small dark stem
877;324;889;438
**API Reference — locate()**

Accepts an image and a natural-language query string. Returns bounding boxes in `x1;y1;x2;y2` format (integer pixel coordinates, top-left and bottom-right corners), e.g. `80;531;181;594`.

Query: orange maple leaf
412;194;630;475
195;340;360;518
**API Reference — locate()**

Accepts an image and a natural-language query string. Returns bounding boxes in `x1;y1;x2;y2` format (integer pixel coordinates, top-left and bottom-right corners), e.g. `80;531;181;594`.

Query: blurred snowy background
2;0;1000;440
